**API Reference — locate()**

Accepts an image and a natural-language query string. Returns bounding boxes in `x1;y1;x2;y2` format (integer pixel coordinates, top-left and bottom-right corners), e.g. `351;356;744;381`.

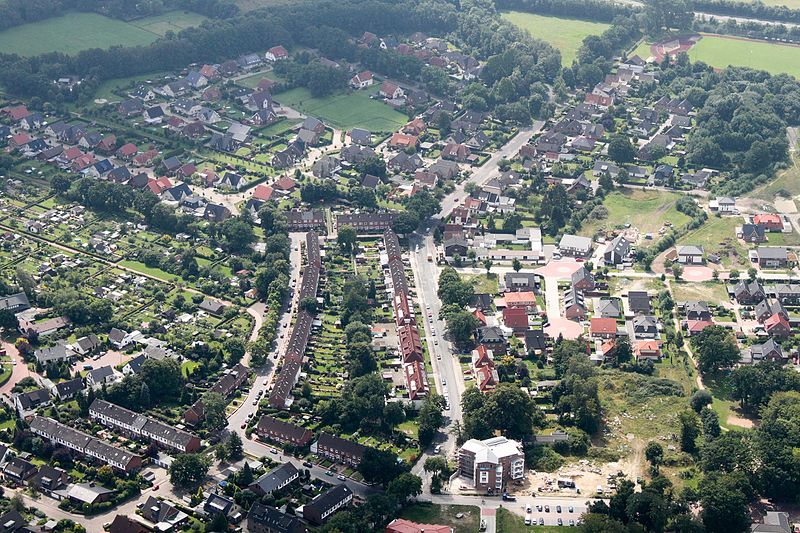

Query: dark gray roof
249;463;298;494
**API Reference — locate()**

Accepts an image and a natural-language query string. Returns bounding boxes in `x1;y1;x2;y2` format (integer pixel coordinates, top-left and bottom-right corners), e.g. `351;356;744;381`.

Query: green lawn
399;504;479;533
751;154;800;204
632;40;654;60
94;71;171;101
579;188;692;243
238;70;282;89
688;34;800;78
501;11;610;65
273;85;407;132
466;273;500;295
0;11;205;56
119;260;179;282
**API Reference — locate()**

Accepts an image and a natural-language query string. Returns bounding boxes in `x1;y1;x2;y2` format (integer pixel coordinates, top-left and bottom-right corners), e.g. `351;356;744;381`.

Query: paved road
437;123;543;219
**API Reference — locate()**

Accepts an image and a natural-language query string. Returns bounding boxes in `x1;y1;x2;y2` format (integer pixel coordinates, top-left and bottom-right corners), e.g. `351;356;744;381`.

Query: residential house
558;234;593;257
286;210;325;231
350;71;374;89
744;338;785;364
388;133;418;150
204;203;231;222
2;458;36;484
571;267;595;291
634;341;662;361
740;224;767;243
303;484;353;525
564;288;586;320
140;496;188;531
249;462;300;496
34;343;74;365
312;155;340;179
336;213;396;234
686;301;712;321
733;281;765;304
755;299;788;323
442;143;470;162
604;234;631;266
255;415;313;447
203;492;234;517
379;81;404;99
504;272;539;292
14;388;51;418
627;291;651;314
754;213;784;231
596;299;621;319
752;247;789;269
769;284;800;305
677;245;704;264
632;315;658;339
476;326;506;354
765;314;792;337
349;128;372;146
0;292;30;313
711;197;736;213
52;378;84;401
248;503;306;533
266;45;289;61
752;511;791;533
218;172;248;190
310;433;366;466
86;366;119;388
28;465;68;495
590;318;617;339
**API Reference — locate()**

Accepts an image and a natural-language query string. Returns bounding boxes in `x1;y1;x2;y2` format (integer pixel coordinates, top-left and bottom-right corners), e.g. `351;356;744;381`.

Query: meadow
688;34;800;78
501;11;610;65
273;85;408;132
579;189;692;243
0;11;206;56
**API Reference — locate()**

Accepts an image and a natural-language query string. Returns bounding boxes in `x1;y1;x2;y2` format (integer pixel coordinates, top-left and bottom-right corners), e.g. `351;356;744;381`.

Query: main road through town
409;123;544;480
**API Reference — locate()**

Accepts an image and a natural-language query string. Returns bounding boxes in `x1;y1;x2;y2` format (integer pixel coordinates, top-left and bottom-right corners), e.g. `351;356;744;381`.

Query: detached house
350;71;374;89
266;45;289;61
379;81;404;99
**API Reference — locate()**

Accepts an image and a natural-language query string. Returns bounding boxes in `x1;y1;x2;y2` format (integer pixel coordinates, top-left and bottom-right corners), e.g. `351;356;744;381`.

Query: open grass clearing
0;11;204;56
750;154;800;205
273;85;407;132
465;273;500;295
501;11;611;65
688;34;800;78
399;504;480;533
579;188;692;244
676;215;748;268
670;281;730;303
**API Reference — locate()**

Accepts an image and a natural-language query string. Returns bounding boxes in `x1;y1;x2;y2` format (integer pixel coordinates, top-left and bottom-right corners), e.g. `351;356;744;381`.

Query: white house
350;71;374;89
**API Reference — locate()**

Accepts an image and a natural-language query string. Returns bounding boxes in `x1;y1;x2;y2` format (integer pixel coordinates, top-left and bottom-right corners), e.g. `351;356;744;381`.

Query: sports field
688;34;800;78
501;11;610;65
274;86;407;132
0;11;206;56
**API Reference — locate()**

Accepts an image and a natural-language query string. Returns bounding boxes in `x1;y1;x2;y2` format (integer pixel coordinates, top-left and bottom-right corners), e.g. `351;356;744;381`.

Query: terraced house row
384;229;429;402
269;232;322;409
89;399;201;453
29;416;142;472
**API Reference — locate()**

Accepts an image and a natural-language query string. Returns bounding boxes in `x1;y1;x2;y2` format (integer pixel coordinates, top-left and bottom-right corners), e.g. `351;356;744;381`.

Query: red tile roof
590;318;617;336
253;184;274;201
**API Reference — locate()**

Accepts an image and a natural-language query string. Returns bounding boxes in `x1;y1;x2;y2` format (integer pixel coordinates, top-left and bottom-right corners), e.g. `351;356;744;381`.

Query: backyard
688;34;800;78
399;503;480;533
676;215;747;268
501;11;611;65
273;85;408;132
0;11;206;56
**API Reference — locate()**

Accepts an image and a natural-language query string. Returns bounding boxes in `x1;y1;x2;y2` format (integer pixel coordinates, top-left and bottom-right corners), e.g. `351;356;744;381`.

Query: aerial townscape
0;0;800;532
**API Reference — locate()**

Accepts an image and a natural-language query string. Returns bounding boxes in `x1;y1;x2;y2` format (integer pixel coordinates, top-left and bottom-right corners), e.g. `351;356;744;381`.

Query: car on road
434;340;438;345
501;494;516;502
153;485;159;491
337;474;346;481
536;505;543;512
568;506;574;513
558;518;563;526
538;517;544;525
436;354;441;360
303;461;313;468
270;448;278;454
545;505;550;512
569;519;575;526
441;378;446;385
240;423;246;429
526;504;532;513
434;445;442;454
557;505;562;513
325;470;334;476
252;399;259;405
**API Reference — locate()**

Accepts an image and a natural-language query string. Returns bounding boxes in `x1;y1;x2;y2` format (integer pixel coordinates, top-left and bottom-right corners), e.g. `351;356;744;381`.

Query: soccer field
501;11;610;65
688;35;800;78
0;11;206;56
273;86;408;132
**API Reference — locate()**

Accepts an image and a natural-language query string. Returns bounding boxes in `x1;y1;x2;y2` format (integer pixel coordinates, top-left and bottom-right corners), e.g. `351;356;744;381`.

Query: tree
139;382;151;410
483;259;493;275
445;311;478;350
392;211;420;235
461;383;542;440
223;338;246;366
299;297;318;314
169;453;211;488
608;134;636;163
0;309;18;331
387;472;422;503
699;472;752;533
701;407;721;440
689;390;712;413
701;432;755;475
679;409;701;454
226;432;243;460
423;456;448;478
645;442;664;474
358;448;404;486
51;175;71;195
512;258;522;272
208;512;228;532
202;392;227;431
691;326;740;374
337;225;357;254
418;395;445;447
672;263;683;280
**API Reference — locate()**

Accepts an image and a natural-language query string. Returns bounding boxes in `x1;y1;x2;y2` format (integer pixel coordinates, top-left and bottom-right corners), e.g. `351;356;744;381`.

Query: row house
255;415;314;447
90;399;200;453
30;416;142;472
310;433;367;466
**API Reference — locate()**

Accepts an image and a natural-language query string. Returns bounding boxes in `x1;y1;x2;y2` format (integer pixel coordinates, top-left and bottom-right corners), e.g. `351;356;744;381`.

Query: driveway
0;341;41;396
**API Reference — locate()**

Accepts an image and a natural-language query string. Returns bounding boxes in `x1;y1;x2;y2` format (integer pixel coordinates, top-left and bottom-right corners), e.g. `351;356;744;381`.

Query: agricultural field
0;11;206;56
273;85;408;132
688;34;800;78
501;11;611;65
579;189;692;243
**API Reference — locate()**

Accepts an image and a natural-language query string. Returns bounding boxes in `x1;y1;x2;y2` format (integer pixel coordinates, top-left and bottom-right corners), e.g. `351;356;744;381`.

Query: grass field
759;0;800;7
751;153;800;203
273;85;407;132
688;34;800;78
0;11;206;56
631;40;654;60
579;189;692;242
677;215;748;268
501;11;610;64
